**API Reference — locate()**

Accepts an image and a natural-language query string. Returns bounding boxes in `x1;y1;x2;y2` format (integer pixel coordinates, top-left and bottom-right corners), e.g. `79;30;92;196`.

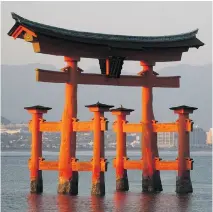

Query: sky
1;1;212;72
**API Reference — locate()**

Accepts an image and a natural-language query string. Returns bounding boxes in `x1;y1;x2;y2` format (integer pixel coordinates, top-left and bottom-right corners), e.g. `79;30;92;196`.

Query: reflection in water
27;192;192;212
90;196;105;212
113;192;192;212
176;194;192;212
113;192;128;211
138;193;158;212
57;194;77;212
27;194;43;212
3;154;211;212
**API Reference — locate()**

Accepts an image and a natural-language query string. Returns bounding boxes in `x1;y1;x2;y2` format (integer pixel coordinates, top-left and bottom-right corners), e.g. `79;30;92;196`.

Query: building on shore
0;123;29;134
189;125;207;147
157;132;177;148
157;125;207;148
206;128;212;145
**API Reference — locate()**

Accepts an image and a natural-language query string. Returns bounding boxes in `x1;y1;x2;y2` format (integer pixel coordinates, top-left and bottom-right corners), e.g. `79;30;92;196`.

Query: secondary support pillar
86;102;113;196
58;56;80;195
170;105;197;194
111;105;134;191
139;62;162;192
25;105;51;193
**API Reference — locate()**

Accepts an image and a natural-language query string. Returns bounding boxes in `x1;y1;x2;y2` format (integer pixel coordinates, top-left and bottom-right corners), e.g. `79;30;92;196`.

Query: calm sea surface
1;150;212;212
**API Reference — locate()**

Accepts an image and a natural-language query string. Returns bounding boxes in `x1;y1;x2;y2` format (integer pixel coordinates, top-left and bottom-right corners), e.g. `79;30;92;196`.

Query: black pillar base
91;172;105;196
142;170;163;193
116;170;129;191
57;171;78;195
176;172;193;194
30;170;43;194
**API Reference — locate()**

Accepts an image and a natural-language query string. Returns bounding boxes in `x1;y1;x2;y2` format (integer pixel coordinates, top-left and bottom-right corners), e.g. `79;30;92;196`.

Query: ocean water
1;150;212;212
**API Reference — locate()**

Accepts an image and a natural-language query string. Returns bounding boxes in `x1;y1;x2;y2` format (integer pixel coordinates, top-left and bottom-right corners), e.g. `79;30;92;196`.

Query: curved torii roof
8;13;204;62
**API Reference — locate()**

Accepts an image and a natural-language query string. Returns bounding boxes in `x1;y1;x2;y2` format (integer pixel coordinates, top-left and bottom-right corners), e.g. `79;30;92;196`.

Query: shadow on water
27;192;192;212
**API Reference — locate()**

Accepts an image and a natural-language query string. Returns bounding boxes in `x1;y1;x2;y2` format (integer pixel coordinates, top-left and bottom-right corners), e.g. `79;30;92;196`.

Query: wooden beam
29;121;186;133
28;160;107;171
73;161;107;172
40;122;61;132
36;69;69;83
153;76;180;88
39;161;58;170
77;73;149;87
30;159;192;171
124;160;143;170
122;123;143;133
112;158;142;170
113;122;176;133
73;121;92;131
155;159;193;170
78;73;180;87
35;67;180;88
112;158;193;170
73;120;107;131
28;120;108;132
153;123;178;132
72;161;92;171
28;120;190;133
113;122;191;133
28;160;58;171
29;121;61;132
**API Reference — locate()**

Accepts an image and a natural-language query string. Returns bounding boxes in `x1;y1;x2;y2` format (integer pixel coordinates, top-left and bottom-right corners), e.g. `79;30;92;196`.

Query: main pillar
25;105;51;193
58;56;79;195
170;105;197;194
111;105;134;191
139;62;162;192
86;102;113;196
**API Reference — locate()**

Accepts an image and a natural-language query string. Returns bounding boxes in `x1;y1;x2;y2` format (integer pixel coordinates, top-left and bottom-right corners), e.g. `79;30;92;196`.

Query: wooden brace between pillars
28;158;108;172
112;157;193;171
112;119;193;133
36;68;180;88
28;118;108;132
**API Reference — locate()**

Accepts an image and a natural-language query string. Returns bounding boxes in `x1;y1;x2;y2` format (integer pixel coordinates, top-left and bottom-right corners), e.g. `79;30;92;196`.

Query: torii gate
8;13;204;195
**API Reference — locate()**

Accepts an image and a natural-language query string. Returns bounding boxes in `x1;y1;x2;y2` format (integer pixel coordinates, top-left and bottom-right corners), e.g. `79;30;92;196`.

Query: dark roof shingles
8;13;204;49
24;105;52;110
169;105;198;111
85;102;114;109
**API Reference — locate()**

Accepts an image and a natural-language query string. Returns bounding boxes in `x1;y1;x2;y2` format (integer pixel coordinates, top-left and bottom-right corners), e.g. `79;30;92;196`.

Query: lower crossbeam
112;158;193;170
28;159;108;172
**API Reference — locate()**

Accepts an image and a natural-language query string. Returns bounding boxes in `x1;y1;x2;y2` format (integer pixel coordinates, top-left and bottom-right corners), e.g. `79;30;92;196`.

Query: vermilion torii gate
8;13;203;195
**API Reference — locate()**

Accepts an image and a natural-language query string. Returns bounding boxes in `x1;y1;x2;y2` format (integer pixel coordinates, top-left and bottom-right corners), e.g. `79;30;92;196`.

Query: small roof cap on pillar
110;105;134;112
170;105;198;113
24;105;52;111
85;101;114;109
